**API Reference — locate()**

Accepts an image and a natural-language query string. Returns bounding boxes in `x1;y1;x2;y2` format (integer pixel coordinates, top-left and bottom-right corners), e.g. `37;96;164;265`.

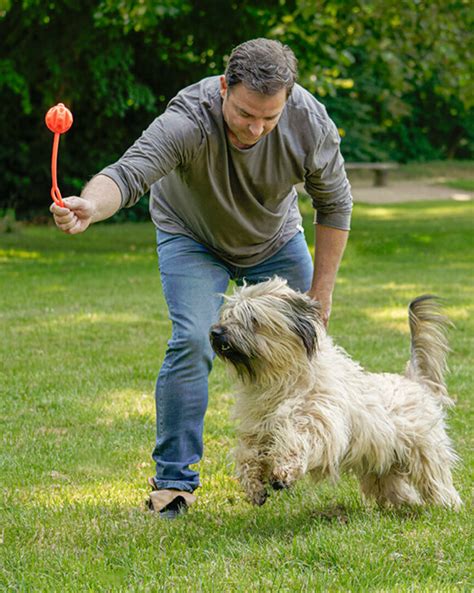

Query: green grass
392;160;474;180
1;200;473;592
443;179;474;192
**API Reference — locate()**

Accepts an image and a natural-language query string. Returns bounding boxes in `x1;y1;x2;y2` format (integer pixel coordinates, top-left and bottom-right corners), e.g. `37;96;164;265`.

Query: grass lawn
443;179;474;192
392;160;474;181
1;199;473;592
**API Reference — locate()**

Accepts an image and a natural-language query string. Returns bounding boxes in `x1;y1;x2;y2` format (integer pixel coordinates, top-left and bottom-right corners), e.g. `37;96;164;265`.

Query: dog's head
209;276;323;383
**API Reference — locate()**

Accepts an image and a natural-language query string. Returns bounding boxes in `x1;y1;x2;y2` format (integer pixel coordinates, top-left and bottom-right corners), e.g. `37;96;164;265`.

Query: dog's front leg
268;430;309;490
234;438;269;506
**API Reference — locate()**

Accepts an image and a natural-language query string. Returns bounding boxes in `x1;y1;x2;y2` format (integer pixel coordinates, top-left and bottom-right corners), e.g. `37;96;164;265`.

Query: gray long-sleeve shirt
100;76;353;267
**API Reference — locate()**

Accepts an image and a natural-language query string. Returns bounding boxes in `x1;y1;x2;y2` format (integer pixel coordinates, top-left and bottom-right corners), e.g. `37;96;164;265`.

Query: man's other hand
308;289;332;328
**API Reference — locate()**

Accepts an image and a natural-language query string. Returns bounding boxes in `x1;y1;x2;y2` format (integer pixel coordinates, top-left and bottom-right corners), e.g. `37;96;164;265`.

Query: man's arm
50;174;122;234
308;224;349;327
303;118;352;325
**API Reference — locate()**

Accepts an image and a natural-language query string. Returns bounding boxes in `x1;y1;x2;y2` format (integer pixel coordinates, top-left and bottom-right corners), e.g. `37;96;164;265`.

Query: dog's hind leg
360;472;422;508
410;447;462;510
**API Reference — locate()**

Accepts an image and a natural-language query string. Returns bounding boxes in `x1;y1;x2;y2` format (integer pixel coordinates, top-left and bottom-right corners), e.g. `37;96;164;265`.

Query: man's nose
248;121;264;137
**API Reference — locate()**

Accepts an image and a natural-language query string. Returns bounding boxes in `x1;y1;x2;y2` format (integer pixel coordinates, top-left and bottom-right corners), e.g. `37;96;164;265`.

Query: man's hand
50;196;95;234
49;175;122;234
308;288;332;328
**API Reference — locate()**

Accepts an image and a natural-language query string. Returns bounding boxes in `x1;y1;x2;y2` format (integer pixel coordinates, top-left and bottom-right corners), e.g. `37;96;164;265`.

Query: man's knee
169;324;214;361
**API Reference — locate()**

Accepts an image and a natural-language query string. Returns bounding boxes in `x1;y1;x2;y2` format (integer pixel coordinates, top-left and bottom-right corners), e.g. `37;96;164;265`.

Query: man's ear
219;76;227;99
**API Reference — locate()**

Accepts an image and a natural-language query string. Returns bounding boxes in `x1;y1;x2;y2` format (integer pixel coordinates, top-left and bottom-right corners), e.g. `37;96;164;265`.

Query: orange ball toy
45;103;74;207
45;102;73;134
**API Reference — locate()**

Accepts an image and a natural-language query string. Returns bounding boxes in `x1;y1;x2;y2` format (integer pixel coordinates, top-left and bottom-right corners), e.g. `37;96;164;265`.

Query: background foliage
0;0;473;217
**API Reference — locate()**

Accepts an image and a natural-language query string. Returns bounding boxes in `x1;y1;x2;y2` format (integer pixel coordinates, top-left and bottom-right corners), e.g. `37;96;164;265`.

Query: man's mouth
241;133;261;143
226;126;261;148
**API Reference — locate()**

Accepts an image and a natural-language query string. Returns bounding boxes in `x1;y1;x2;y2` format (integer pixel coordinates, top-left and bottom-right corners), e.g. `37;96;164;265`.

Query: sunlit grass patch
357;206;399;220
0;247;42;261
364;305;410;334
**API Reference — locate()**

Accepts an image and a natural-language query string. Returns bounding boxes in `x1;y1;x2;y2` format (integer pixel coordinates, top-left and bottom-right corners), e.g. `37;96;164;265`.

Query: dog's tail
406;295;454;406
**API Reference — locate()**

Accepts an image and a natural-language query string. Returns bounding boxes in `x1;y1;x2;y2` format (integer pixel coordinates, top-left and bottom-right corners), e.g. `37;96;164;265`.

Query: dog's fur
209;277;461;509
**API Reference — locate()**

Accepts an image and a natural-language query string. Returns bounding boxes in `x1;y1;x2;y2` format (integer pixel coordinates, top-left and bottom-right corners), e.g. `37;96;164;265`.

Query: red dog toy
45;103;73;207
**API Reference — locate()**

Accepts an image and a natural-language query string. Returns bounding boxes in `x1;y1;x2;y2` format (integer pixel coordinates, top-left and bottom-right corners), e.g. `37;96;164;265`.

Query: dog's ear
287;296;321;358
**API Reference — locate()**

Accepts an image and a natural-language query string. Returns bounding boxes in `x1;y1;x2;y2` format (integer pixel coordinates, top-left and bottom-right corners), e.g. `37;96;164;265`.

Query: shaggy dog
209;277;461;510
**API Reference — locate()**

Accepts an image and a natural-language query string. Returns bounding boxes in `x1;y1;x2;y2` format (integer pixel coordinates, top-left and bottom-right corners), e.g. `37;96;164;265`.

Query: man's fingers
49;202;71;216
57;214;81;232
62;196;88;211
49;196;86;214
51;209;76;231
65;218;86;235
56;211;76;226
49;195;92;235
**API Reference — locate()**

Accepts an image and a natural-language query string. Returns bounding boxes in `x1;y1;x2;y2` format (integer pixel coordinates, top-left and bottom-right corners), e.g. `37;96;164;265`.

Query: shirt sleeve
99;107;203;209
304;120;353;230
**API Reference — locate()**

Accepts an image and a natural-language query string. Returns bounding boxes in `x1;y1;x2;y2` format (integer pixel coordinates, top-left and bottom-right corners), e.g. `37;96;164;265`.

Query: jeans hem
152;478;198;494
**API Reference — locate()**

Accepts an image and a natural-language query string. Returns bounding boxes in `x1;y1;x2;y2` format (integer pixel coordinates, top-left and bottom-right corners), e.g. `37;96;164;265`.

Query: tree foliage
273;0;474;161
0;0;472;216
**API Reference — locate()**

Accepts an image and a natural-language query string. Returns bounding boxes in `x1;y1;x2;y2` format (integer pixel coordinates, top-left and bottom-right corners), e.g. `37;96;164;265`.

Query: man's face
220;76;287;149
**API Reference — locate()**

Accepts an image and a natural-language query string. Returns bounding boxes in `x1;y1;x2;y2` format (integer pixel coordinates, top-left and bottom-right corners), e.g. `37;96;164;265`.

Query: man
50;38;352;518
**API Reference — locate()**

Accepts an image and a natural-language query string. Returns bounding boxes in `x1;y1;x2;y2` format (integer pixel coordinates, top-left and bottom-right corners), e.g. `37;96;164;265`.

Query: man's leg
152;230;231;494
239;230;313;292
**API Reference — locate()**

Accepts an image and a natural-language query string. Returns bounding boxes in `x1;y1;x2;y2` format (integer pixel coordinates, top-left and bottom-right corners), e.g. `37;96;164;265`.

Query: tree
271;0;474;161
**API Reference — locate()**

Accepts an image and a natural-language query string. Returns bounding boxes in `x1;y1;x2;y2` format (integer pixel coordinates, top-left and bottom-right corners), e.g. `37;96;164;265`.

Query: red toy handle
45;103;73;208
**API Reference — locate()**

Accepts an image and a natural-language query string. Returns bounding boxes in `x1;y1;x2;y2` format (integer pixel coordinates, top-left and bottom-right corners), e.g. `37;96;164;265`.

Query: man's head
225;38;298;98
220;38;298;149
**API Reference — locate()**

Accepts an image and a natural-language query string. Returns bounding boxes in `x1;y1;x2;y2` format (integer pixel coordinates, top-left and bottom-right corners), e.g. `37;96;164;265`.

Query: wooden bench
345;162;399;187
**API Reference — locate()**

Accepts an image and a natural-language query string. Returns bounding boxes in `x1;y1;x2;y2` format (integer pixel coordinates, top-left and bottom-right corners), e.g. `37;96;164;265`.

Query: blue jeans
152;229;313;492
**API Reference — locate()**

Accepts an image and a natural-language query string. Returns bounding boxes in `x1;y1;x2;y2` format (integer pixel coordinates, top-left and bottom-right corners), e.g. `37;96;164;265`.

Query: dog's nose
209;325;226;339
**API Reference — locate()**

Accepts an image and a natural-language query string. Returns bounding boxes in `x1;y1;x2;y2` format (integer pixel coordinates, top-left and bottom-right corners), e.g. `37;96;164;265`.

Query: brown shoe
146;478;196;519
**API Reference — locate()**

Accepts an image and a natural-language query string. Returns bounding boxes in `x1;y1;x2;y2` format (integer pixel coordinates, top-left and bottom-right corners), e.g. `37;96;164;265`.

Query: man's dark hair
225;38;298;97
